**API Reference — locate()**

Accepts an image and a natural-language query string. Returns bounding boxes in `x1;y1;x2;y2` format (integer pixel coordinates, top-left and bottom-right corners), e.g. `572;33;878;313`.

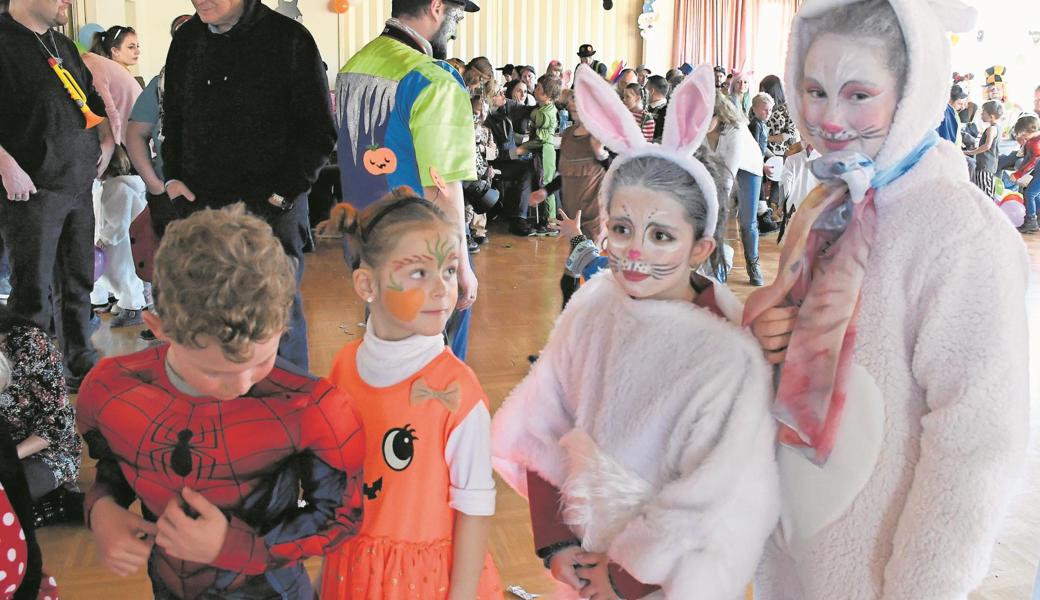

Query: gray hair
804;0;908;85
605;150;731;273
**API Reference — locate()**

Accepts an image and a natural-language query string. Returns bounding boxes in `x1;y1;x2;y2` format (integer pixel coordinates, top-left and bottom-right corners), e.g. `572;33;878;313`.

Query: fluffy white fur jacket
492;272;780;600
759;0;1031;597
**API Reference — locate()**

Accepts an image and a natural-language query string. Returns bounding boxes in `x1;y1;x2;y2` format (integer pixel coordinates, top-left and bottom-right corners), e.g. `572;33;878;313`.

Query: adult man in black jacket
162;0;336;370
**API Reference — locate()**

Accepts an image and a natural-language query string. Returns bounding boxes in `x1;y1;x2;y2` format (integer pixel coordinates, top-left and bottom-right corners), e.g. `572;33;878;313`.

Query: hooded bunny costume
752;1;1030;598
491;65;780;600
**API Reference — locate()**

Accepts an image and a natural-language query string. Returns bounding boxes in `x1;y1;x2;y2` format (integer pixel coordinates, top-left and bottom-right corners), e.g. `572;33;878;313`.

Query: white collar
385;18;434;57
356;320;446;387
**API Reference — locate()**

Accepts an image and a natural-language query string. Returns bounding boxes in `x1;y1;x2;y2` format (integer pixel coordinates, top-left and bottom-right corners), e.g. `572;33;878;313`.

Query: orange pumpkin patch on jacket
363;144;398;175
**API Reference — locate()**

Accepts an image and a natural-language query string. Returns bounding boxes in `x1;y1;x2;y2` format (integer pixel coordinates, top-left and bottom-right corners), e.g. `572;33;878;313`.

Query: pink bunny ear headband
573;64;720;238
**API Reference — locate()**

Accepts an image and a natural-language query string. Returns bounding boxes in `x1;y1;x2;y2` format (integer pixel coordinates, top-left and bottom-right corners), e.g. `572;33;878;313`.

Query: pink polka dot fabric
0;483;58;600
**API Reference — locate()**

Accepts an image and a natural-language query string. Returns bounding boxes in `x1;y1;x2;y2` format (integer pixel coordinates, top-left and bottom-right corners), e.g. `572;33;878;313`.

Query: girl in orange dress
319;189;502;600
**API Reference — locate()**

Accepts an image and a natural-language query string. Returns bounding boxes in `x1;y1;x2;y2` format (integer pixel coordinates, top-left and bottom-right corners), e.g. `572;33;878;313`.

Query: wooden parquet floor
38;213;1040;599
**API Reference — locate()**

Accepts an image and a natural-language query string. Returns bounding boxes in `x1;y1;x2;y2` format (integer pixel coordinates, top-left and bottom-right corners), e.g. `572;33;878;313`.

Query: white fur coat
759;2;1030;597
492;273;780;600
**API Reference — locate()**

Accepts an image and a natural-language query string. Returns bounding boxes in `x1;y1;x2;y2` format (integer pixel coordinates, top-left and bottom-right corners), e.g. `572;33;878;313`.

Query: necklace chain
34;29;61;65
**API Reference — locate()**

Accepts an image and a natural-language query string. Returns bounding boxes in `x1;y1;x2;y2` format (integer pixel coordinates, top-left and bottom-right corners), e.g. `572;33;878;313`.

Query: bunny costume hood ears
574;64;720;238
785;0;977;172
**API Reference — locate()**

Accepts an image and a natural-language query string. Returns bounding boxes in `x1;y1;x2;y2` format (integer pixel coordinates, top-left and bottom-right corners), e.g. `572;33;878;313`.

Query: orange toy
320;341;503;599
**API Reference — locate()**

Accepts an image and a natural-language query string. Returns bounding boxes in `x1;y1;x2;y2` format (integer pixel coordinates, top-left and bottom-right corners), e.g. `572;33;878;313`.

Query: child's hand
517;146;529;157
751;306;798;364
548;545;584;590
529;189;548;206
574;552;620;600
558;208;582;239
89;496;158;577
155;488;229;564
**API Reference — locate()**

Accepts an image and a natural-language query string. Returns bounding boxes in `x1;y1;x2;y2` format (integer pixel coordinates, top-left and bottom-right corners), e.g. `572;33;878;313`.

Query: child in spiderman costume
77;204;367;600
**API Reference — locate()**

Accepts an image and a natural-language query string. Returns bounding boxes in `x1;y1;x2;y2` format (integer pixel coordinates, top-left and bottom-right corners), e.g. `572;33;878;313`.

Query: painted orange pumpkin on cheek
364;145;398;175
384;285;425;322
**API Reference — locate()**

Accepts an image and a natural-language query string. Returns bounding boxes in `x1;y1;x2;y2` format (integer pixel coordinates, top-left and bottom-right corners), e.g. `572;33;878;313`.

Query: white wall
79;0;650;89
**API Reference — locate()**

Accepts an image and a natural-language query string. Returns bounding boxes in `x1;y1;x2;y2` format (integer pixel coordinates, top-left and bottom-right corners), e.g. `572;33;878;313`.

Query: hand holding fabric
90;496;158;577
155;487;229;564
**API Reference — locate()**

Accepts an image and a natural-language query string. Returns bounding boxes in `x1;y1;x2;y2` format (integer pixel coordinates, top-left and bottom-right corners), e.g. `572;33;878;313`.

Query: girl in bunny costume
491;64;779;600
747;0;1030;598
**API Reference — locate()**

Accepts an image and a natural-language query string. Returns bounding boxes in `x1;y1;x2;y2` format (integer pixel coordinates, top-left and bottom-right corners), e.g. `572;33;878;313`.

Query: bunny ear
574;64;647;155
661;64;716;155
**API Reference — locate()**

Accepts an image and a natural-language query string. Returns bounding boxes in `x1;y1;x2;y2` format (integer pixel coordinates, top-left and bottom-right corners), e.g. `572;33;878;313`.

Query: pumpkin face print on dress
363;144;398;175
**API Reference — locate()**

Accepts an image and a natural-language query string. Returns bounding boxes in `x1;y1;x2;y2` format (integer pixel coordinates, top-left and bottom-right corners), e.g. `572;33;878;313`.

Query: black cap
497;63;515;73
950;84;968;100
713;65;727;75
445;0;479;12
577;44;596;58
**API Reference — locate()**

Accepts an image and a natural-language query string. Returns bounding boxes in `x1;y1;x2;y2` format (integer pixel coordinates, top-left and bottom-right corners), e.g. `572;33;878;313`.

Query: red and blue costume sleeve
1013;138;1040;181
210;383;366;574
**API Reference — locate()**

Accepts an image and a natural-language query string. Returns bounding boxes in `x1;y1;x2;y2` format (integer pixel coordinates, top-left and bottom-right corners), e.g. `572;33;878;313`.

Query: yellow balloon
950;34;960;46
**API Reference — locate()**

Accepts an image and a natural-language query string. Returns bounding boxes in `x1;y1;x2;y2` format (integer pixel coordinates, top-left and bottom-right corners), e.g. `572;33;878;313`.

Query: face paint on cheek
384;284;427;322
607;248;684;281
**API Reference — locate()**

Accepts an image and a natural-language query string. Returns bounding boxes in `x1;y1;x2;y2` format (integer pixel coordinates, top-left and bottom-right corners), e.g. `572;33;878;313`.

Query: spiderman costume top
77;345;366;600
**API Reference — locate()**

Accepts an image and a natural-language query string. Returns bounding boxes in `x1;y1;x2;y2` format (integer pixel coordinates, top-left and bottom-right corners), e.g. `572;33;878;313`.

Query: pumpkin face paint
370;228;460;340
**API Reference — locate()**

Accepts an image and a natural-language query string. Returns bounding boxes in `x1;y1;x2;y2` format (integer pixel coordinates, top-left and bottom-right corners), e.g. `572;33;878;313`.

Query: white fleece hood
784;0;977;171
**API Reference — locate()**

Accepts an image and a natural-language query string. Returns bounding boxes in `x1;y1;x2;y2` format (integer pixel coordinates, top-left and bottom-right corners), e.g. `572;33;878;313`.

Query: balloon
94;247;107;282
78;23;104;51
950;34;959;46
1000;199;1026;227
330;0;349;13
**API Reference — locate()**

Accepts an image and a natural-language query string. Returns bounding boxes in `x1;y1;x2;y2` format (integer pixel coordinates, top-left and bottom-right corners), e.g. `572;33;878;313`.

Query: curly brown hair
152;204;296;362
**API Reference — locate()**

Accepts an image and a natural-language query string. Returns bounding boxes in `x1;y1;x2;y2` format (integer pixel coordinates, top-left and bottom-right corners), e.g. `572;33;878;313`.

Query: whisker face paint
800;33;899;159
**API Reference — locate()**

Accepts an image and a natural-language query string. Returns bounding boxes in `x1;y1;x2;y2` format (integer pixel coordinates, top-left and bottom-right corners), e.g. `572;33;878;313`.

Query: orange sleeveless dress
320;340;503;600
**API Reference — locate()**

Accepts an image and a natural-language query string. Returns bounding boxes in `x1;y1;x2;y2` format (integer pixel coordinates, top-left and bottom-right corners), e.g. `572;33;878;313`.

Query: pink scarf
743;184;878;465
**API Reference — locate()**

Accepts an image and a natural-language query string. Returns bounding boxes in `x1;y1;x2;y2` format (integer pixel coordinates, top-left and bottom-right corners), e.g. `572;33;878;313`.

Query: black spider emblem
148;417;220;482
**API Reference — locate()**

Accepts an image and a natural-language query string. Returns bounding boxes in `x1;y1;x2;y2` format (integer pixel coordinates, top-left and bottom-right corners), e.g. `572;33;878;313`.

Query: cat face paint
605;186;696;301
800;33;900;159
373;228;459;339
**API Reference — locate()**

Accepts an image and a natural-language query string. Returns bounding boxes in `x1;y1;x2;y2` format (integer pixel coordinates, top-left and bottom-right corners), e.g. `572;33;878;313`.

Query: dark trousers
171;194;312;371
21;456;59;501
491;159;534;219
0;189;97;377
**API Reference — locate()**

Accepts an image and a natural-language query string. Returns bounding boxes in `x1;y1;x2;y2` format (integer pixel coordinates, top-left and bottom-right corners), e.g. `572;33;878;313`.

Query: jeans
490;159;534;219
21;456;59;501
736;170;761;265
0;188;98;378
1025;175;1040;218
445;253;475;361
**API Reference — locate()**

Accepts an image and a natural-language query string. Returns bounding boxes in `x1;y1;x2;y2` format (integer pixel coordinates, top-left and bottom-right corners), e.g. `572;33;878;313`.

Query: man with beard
160;0;335;371
0;0;115;390
333;0;480;360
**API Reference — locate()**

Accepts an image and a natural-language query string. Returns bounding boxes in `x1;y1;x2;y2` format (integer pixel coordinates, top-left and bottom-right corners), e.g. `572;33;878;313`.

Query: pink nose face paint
627;249;642;260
